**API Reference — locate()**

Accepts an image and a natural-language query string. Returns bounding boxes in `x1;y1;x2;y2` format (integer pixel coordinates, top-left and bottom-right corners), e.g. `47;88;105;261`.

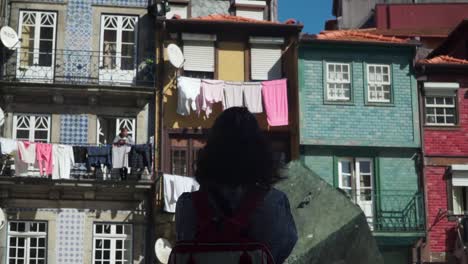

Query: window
250;37;283;81
167;134;205;176
425;96;456;126
17;11;57;81
367;64;391;103
233;0;267;20
182;33;216;79
326;63;351;101
452;186;468;215
166;2;189;19
93;223;132;264
338;158;374;226
13;114;51;142
7;221;48;264
100;15;138;84
97;117;136;144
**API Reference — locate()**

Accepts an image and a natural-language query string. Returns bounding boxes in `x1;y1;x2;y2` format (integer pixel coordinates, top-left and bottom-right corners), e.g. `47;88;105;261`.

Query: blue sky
278;0;334;34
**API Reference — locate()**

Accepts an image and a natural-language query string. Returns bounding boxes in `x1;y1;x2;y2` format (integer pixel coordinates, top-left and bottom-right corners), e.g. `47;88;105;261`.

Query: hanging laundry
17;141;36;164
15;141;37;176
242;82;263;113
36;143;53;176
177;76;202;116
129;144;152;170
52;144;75;180
201;79;225;118
73;146;88;164
86;145;112;170
163;174;200;213
0;137;17;155
262;79;289;126
112;145;132;169
223;81;244;109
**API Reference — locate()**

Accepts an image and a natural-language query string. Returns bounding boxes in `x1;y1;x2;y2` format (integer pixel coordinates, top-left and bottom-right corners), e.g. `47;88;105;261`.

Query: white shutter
166;4;188;19
183;40;215;72
251;44;282;80
237;8;265;20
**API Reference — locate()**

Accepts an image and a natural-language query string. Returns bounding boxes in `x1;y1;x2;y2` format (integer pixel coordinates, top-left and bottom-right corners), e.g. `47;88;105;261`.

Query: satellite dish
0;208;5;230
0;26;19;49
155;238;172;264
167;44;184;69
0;108;4;127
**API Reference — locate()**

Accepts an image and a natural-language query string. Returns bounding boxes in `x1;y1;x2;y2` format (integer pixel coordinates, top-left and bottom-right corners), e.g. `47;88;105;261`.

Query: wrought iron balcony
347;191;425;233
0;48;155;87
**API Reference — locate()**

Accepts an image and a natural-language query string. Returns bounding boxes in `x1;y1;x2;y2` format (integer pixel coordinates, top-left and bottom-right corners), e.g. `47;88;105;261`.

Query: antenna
0;26;20;49
155;238;172;264
167;44;185;69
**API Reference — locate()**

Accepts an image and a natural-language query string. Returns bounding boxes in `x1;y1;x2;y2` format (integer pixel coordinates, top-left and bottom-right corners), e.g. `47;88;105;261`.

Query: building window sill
323;100;354;106
365;102;395;107
424;125;461;130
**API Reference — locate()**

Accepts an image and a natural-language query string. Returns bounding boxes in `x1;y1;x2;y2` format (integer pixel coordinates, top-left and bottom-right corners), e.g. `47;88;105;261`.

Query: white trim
326;62;351;101
424;96;456;126
249;36;284;45
7;221;48;264
92;223;133;264
182;33;216;42
12;114;51;142
367;64;391;103
452;165;468;171
452;165;468;187
233;0;267;8
424;82;459;96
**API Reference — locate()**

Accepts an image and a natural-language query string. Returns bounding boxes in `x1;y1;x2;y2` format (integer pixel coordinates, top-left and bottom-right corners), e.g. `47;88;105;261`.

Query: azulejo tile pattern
60;115;89;145
56;209;85;264
191;0;230;17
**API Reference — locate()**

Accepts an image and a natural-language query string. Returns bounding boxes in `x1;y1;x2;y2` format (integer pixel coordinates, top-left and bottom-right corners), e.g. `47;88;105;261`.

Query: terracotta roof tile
312;29;408;44
419;55;468;65
187;14;281;24
371;28;451;38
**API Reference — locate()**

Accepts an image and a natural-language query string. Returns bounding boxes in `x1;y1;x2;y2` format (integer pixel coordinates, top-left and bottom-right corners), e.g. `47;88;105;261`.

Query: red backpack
168;189;275;264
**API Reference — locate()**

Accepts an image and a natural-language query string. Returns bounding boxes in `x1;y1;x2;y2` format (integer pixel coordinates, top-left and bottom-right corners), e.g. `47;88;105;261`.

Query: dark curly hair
195;107;281;190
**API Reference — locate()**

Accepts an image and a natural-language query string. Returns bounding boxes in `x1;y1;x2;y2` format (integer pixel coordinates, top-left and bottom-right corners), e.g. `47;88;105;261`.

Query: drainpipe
416;60;428;264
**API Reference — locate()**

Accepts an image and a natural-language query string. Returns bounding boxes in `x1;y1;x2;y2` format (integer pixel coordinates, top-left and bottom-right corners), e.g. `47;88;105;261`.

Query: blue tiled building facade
299;39;423;264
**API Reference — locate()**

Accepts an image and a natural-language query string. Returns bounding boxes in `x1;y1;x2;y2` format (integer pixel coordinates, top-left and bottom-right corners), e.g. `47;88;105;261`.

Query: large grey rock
276;161;384;264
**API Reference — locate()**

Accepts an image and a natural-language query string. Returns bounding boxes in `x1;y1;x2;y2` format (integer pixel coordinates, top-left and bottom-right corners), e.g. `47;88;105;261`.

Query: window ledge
424;125;461;130
323;100;354;106
365;102;394;107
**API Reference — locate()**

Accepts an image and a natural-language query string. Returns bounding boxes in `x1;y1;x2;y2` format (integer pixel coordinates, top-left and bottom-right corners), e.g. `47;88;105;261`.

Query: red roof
371;28;451;38
186;14;281;25
312;29;408;44
419;55;468;65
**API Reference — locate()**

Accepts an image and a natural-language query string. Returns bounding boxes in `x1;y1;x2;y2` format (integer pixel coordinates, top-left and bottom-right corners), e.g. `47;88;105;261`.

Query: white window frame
17;10;57;82
233;0;267;21
7;221;48;264
367;64;392;103
97;117;136;145
338;158;374;228
425;96;457;126
13;114;51;142
99;14;139;84
326;62;351;101
92;223;133;264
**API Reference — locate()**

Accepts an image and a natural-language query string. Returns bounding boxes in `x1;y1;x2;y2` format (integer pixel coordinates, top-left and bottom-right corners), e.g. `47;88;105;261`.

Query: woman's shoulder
265;187;289;202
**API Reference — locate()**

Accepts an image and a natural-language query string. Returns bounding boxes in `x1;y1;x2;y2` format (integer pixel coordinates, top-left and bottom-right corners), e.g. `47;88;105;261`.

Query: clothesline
176;76;289;127
0;137;153;181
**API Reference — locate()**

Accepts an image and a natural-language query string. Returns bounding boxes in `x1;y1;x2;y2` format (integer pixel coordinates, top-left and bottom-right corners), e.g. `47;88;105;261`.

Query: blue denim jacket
175;188;298;264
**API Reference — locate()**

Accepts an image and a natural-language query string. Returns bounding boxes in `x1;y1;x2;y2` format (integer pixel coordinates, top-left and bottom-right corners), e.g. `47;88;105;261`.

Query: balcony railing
0;152;154;182
348;191;425;233
0;48;155;87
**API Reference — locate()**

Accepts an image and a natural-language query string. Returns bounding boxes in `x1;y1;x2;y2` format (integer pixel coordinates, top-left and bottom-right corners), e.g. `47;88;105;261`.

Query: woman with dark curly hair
175;107;298;264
